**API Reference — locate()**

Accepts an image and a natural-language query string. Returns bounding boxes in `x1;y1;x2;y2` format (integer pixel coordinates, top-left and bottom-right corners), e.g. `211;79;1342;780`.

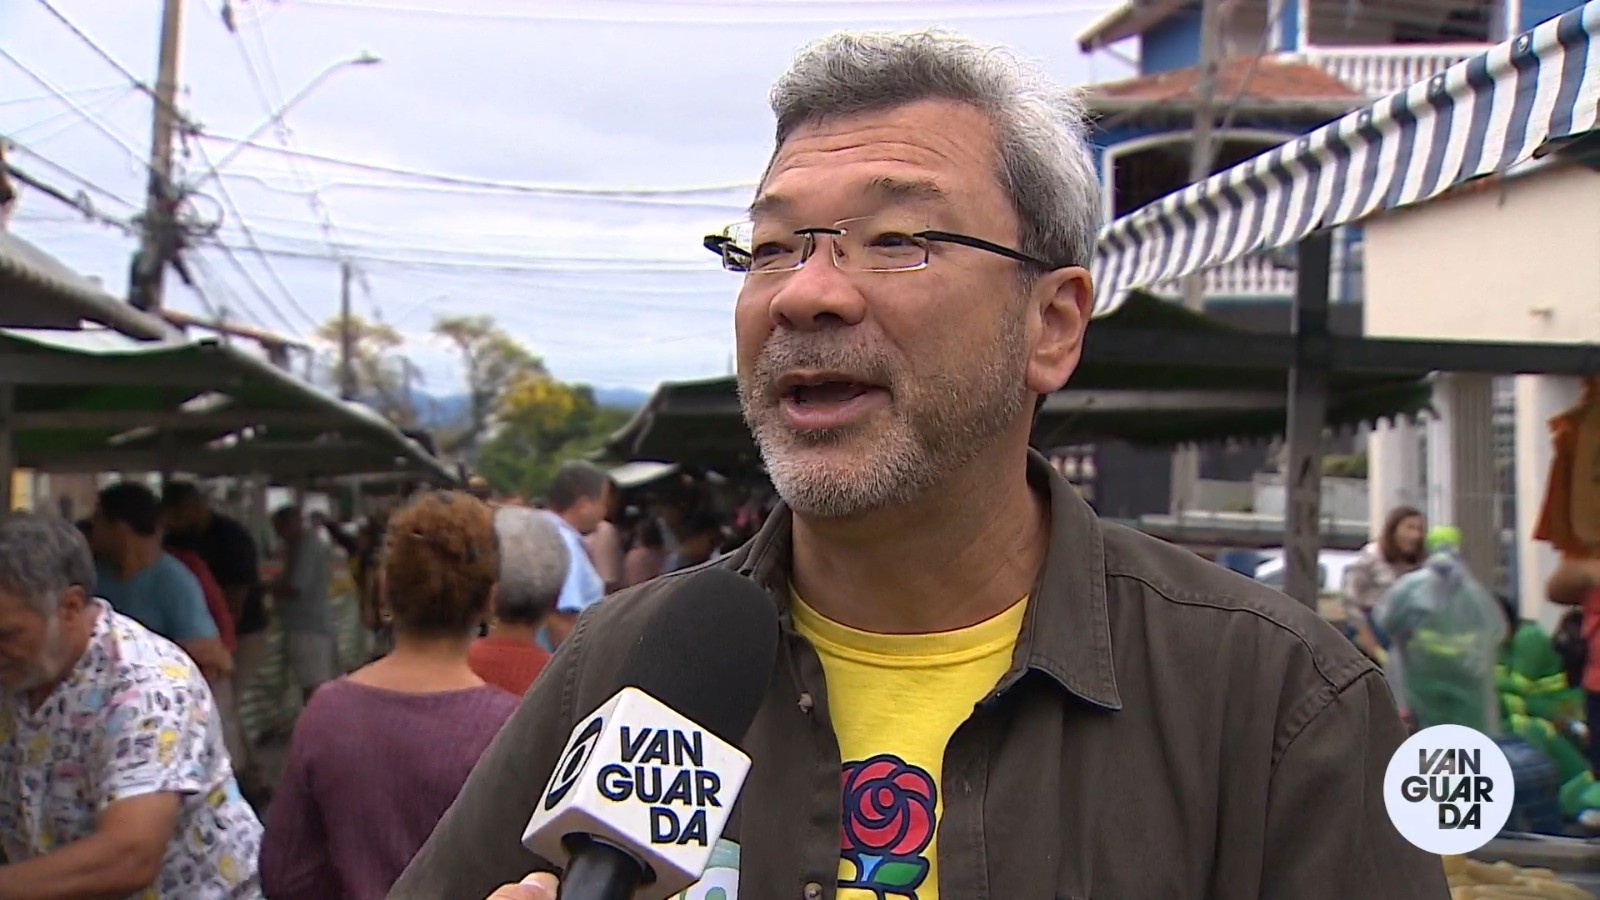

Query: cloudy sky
1;0;1126;394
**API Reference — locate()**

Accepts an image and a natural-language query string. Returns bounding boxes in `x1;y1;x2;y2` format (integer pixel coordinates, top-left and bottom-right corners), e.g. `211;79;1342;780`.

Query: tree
476;372;630;499
315;315;419;427
432;315;545;454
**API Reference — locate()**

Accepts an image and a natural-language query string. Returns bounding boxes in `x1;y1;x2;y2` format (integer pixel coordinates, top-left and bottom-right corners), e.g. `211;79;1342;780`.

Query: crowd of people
0;458;765;897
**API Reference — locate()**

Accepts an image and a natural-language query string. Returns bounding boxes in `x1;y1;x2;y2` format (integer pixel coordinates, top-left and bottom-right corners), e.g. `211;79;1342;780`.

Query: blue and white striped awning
1090;0;1600;317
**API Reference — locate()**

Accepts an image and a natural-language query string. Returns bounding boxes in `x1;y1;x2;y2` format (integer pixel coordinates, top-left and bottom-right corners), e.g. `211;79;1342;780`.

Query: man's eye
752;240;797;258
868;231;919;247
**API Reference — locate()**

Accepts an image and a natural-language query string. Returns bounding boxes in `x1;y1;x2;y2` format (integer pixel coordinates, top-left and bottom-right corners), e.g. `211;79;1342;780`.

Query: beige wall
1364;162;1600;342
1365;160;1600;623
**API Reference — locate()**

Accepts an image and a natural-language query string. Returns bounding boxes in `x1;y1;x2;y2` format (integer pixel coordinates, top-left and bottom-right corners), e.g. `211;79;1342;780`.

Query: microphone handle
558;836;648;900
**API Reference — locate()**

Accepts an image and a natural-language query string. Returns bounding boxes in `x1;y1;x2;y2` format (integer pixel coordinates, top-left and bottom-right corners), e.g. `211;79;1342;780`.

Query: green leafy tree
433;314;546;454
315;315;419;427
476;372;630;499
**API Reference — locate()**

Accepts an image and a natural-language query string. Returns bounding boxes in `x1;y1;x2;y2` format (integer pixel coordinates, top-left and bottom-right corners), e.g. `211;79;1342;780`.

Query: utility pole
1170;0;1227;518
129;0;184;312
338;260;356;399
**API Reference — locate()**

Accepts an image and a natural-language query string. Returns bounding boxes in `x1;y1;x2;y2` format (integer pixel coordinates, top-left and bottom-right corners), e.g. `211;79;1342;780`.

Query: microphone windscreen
615;567;779;749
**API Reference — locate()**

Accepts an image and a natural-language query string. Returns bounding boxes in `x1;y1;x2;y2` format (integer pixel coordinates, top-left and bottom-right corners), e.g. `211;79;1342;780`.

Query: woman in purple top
260;491;520;900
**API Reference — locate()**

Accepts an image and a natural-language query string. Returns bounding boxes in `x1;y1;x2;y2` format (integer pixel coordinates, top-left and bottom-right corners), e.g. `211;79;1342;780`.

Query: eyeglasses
702;214;1061;276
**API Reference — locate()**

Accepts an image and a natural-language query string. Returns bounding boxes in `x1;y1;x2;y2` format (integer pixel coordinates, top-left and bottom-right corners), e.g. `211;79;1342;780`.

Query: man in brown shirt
395;28;1448;900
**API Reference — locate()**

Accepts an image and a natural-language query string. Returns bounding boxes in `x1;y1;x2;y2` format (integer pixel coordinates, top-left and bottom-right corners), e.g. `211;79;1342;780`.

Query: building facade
1072;0;1590;530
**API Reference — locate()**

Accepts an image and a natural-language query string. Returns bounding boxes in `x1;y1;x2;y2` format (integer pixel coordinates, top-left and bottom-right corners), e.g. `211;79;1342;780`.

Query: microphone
522;567;779;900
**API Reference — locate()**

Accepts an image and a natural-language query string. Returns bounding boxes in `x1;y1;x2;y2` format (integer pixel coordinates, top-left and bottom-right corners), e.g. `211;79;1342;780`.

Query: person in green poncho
1375;525;1507;734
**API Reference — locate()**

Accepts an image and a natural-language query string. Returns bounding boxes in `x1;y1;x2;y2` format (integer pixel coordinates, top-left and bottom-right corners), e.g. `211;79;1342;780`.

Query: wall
1365;161;1600;622
1364;164;1600;343
1140;9;1202;74
1254;474;1370;522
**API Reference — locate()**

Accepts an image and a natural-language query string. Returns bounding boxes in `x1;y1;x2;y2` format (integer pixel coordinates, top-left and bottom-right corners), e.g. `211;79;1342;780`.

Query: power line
206;241;306;335
191;140;320;330
212;223;717;266
33;0;194;128
3;138;143;211
7;87;136;143
0;45;158;174
0;82;124;107
206;240;725;275
195;133;757;197
208;230;718;269
220;169;751;210
223;16;349;269
4;163;137;232
291;0;1110;25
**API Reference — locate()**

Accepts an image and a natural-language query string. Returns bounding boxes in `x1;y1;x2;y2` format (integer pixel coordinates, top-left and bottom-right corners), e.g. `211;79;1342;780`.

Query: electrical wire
290;0;1110;25
195;133;757;197
3;138;143;211
205;241;307;335
205;238;721;274
191;140;320;330
4;164;137;232
0;46;160;176
6;87;136;143
0;83;124;107
208;223;716;267
226;8;347;262
33;0;195;128
219;169;752;210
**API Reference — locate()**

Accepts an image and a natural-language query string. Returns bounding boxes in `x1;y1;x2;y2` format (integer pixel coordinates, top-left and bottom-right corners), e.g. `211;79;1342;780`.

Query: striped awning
1090;0;1600;317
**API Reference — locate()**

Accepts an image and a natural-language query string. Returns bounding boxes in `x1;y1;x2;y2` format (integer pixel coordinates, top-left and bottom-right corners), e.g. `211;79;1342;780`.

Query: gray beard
738;318;1030;520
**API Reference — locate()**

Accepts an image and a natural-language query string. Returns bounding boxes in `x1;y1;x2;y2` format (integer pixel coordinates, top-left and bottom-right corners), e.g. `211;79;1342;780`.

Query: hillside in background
410;386;649;430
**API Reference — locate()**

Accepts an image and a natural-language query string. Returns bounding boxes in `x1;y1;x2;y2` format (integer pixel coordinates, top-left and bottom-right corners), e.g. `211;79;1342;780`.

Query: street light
199;51;383;181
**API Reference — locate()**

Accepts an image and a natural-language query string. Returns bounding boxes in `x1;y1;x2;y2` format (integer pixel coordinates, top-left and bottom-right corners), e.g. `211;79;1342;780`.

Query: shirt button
803;882;823;900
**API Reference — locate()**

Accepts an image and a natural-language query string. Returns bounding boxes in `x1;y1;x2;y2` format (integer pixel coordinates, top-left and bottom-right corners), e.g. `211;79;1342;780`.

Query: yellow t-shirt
791;593;1027;900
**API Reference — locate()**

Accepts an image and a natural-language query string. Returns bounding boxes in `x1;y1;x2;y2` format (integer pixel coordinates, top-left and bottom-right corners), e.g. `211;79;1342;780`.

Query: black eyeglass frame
702;225;1068;274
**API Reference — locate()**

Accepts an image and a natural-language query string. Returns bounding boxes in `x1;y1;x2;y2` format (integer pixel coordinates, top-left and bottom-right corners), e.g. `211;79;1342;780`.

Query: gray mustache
751;338;895;399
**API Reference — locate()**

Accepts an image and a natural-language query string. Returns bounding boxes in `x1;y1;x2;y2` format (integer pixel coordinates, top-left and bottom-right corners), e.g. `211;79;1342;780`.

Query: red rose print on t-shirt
839;754;936;898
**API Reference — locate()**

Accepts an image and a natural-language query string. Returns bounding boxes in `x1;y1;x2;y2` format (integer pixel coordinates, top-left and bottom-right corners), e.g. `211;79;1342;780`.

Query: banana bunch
1443;856;1596;899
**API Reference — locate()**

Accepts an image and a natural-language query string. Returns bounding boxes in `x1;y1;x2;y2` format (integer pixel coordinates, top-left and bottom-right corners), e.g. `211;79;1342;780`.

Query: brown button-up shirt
392;452;1449;899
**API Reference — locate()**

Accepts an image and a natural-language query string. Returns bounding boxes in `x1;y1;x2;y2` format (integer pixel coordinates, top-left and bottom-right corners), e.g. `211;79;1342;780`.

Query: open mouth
784;379;878;405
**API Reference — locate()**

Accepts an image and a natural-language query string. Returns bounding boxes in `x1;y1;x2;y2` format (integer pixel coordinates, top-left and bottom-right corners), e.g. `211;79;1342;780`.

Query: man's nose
762;245;868;332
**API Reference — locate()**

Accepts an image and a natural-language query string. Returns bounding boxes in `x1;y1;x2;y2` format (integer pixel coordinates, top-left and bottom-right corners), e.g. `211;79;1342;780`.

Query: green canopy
0;231;172;339
600;291;1433;473
1;328;453;482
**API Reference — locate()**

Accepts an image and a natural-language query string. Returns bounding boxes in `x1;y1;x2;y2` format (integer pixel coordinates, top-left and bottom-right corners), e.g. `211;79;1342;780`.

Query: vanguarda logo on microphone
595;721;727;846
527;686;753;877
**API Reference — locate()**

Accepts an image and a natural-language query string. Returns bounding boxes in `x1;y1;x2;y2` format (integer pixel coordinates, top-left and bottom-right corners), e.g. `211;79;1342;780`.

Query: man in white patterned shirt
0;512;262;899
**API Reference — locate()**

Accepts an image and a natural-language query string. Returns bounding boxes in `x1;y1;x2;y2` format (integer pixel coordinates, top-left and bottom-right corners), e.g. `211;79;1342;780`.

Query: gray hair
0;512;96;616
491;507;570;625
767;29;1101;273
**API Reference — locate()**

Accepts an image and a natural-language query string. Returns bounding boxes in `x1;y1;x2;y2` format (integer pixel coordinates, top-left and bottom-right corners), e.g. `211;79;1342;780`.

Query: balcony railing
1296;43;1490;97
1150;254;1296;299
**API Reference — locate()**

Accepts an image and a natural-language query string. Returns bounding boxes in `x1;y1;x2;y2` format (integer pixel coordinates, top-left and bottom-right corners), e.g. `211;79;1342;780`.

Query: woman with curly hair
261;490;520;900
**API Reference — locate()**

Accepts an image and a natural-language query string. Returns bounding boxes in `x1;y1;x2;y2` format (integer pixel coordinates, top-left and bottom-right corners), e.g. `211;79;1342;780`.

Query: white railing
1151;254;1296;298
1297;43;1490;97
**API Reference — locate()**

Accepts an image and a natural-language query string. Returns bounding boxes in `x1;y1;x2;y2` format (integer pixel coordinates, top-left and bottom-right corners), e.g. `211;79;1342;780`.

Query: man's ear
1024;266;1094;396
59;584;89;618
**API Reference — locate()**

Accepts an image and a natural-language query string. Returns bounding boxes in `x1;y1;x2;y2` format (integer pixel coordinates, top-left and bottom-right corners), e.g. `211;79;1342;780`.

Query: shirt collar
734;449;1122;711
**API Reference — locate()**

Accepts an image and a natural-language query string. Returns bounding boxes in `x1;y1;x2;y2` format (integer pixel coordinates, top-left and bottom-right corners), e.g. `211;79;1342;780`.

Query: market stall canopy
0;328;453;481
598;292;1435;472
607;460;681;491
1090;1;1600;315
0;231;174;340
